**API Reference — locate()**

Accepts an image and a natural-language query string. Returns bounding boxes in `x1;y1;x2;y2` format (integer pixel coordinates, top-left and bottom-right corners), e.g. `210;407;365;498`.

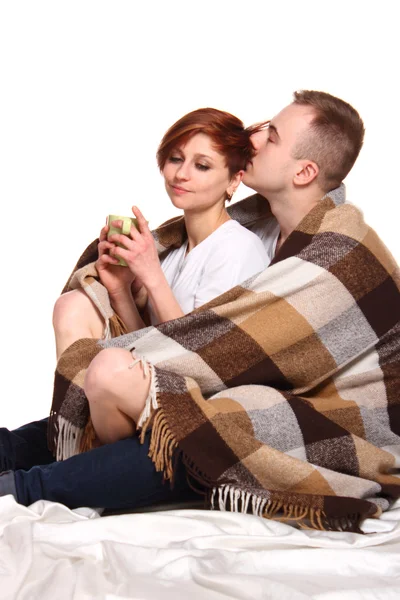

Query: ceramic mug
107;215;138;266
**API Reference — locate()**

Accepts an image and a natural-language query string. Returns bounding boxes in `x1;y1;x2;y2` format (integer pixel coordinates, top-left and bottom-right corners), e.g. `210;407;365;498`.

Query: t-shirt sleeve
194;233;269;309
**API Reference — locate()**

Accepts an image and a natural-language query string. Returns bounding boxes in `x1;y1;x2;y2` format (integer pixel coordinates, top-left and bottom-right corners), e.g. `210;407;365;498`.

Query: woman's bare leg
84;347;151;445
53;290;105;359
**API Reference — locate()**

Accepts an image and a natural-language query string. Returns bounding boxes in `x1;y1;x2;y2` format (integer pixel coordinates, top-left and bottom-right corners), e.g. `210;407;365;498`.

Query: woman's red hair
157;108;255;176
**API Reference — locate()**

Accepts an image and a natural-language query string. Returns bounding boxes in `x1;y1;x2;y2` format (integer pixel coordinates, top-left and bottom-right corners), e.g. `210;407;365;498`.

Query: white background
0;1;399;429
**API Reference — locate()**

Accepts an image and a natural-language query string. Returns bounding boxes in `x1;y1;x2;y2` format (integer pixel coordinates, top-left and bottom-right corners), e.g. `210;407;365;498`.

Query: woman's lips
171;184;190;195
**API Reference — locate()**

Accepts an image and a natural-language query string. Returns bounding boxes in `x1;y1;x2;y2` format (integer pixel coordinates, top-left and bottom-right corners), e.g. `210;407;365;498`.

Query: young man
1;91;399;518
245;89;365;252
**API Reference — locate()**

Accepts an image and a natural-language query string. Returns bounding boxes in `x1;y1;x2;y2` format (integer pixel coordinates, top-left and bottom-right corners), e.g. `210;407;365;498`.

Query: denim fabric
0;471;17;498
1;419;199;510
0;419;54;471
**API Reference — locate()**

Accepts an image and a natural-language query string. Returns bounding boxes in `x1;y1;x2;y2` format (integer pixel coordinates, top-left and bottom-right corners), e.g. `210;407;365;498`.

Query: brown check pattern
49;186;400;532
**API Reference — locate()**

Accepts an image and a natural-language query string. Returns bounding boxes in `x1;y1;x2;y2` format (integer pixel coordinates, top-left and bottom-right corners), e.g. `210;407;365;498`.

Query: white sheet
1;496;400;600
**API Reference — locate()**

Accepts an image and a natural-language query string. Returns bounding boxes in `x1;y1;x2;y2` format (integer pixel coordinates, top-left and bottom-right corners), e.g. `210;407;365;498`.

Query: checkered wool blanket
49;186;400;531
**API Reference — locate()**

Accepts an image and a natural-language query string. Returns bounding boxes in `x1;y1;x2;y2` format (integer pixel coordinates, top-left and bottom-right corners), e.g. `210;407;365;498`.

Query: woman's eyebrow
193;153;214;162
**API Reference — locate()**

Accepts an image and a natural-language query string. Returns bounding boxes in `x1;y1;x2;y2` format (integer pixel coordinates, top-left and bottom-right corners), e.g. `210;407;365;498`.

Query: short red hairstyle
156;108;255;177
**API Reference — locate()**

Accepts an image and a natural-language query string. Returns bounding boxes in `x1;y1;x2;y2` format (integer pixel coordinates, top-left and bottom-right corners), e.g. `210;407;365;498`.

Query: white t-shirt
149;219;272;324
249;217;281;263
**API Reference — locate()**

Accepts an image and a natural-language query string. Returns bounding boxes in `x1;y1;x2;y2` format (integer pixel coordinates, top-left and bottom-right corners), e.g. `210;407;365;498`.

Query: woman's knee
53;290;104;339
53;290;88;330
84;347;133;401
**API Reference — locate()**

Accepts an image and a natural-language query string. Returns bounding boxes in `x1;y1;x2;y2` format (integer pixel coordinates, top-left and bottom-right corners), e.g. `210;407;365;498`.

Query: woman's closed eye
195;163;210;171
168;156;210;171
168;155;183;164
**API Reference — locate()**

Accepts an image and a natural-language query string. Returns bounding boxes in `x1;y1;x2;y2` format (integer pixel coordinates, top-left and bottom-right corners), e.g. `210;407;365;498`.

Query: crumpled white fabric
1;495;400;600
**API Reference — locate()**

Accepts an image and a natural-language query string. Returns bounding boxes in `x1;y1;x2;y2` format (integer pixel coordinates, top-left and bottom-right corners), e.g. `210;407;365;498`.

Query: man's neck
267;187;324;245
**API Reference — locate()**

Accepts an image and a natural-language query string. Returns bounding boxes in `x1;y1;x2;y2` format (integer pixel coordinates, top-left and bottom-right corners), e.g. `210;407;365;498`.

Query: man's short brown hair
292;90;365;192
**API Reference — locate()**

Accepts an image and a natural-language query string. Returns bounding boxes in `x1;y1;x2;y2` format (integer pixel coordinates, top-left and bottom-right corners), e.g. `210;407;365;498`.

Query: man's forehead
270;103;315;133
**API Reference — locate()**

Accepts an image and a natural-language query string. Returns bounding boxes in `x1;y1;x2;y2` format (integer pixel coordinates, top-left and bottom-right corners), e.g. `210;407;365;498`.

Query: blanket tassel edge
209;485;363;532
141;409;364;533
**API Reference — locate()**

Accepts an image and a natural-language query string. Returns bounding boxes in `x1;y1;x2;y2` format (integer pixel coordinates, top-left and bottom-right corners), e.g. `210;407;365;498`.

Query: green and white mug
107;214;138;267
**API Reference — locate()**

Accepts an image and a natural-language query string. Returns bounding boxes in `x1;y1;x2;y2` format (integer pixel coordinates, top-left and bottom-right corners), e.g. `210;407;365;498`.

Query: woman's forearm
109;289;146;332
146;273;184;323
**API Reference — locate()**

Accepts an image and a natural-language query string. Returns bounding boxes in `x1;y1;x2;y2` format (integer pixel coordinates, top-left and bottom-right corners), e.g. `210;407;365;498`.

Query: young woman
53;108;270;444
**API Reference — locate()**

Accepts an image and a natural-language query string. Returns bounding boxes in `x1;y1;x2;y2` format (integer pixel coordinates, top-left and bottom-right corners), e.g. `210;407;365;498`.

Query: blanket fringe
47;410;58;454
143;408;178;482
135;358;159;429
109;313;129;338
209;484;363;532
140;409;365;533
79;417;98;453
55;416;83;461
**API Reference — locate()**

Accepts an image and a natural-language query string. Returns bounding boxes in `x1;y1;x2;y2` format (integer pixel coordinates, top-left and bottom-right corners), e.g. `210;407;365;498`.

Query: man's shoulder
320;201;367;236
298;200;399;278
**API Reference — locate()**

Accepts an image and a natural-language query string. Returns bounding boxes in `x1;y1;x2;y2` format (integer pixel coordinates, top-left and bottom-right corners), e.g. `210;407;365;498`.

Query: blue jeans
0;419;199;510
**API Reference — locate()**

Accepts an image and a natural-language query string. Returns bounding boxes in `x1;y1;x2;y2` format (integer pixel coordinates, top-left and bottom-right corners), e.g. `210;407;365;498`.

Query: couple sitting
1;90;399;533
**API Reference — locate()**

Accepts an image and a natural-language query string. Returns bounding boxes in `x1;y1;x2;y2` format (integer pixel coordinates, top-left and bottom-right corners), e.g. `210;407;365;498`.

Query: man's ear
293;161;319;186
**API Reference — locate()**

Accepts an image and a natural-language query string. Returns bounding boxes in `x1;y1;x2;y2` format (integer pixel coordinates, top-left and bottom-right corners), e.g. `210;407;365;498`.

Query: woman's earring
226;190;234;201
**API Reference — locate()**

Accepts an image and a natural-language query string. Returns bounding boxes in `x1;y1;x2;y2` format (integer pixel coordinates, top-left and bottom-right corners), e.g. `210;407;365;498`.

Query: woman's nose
175;162;190;180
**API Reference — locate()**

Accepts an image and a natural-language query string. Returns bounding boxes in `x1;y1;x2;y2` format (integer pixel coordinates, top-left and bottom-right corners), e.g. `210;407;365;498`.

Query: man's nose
250;130;267;152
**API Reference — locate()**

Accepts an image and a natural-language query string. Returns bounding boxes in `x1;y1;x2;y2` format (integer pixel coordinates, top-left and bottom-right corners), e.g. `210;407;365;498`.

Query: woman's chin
169;196;190;210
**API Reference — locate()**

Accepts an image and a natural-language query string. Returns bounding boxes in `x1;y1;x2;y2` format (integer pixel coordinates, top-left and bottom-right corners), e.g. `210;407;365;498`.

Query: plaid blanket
49;186;400;531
